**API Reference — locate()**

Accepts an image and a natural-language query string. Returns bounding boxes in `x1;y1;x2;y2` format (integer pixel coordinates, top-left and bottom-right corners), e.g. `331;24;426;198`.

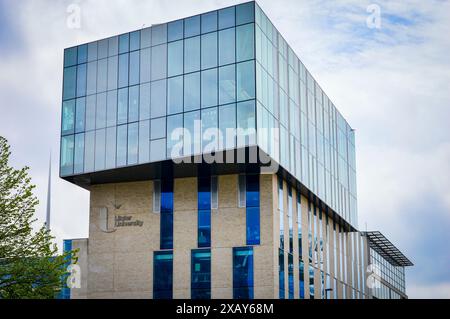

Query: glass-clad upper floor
59;1;357;227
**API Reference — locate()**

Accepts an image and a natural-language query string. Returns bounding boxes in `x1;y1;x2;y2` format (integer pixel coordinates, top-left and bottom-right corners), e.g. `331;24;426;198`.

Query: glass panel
60;135;74;176
160;178;174;249
97;59;108;93
201;11;217;34
141;27;152;49
233;247;254;299
130;30;140;51
218;6;235;30
88;42;97;62
127;122;138;165
201;68;218;108
106;90;117;127
150;79;167;118
151;24;167;46
64;47;77;67
116;124;127;167
219;64;236;105
107;56;118;90
237;100;256;147
63;66;77;100
151;117;166;140
62;100;75;135
119;33;129;54
201;32;217;70
167;114;183;158
168;40;183;77
198;177;211;247
218;28;235;66
150;138;166;162
75;97;86;133
117;88;128;125
85;95;96;131
191;250;211;299
140;47;151;83
236;23;254;62
184;36;200;73
105;126;116;169
139;82;151;120
246;174;260;245
129;50;140;86
201;107;218;150
237;61;255;101
118;53;129;88
167;76;183;115
74;133;84;174
86;61;97;95
108;36;118;56
77;44;87;64
98;39;108;59
184;15;200;38
151;44;167;81
168;20;183;42
95;128;106;170
184;110;200;156
84;131;95;172
153;251;173;299
138;120;150;164
219;104;236;150
184;72;200;111
76;64;87;97
95;92;107;129
236;2;255;25
128;85;139;123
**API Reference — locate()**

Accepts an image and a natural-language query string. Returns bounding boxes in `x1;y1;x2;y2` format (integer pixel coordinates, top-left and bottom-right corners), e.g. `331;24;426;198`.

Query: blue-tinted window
168;76;183;114
201;11;217;34
201;107;218;150
88;42;97;62
168;40;184;77
219;65;236;105
184;72;200;111
184;110;200;156
218;6;235;30
237;100;256;137
117;88;128;125
236;2;255;26
299;260;305;299
288;253;294;299
127;122;138;165
152;24;167;46
85;95;96;131
141;28;152;48
138;120;150;164
74;133;84;174
75;97;86;133
129;50;140;86
236;23;254;62
151;80;167;118
118;53;129;88
63;66;77;100
64;47;77;67
201;68;218;108
97;59;108;93
185;15;200;38
84;131;95;172
191;250;211;299
237;61;255;101
167;114;183;158
119;33;129;54
297;192;302;258
139;82;150;120
130;30;140;51
106;90;117;127
60;135;74;176
116;124;127;167
198;177;211;247
77;45;87;64
76;64;87;97
151;117;166;140
107;56;118;90
168;20;183;42
95;92;107;129
128;85;139;123
160;179;174;249
218;28;235;66
153;251;173;299
201;32;217;70
105;127;116;169
309;265;315;299
94;128;106;171
150;138;166;162
108;36;119;56
151;44;167;80
246;174;260;245
98;39;108;59
86;61;97;95
233;247;254;299
62;100;75;135
219;104;236;149
279;248;285;299
184;36;200;73
140;47;151;83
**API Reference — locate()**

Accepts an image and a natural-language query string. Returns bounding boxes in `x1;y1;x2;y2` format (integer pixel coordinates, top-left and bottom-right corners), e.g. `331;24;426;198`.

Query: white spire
45;153;51;231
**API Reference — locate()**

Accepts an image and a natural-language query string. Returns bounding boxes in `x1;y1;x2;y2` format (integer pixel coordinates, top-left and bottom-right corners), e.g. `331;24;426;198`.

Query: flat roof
363;231;413;267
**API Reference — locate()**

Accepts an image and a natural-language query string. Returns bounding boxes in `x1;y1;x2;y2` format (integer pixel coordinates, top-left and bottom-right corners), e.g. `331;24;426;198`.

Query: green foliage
0;136;75;299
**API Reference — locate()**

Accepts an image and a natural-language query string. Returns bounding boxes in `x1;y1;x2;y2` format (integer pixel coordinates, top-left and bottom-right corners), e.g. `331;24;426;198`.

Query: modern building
59;1;412;299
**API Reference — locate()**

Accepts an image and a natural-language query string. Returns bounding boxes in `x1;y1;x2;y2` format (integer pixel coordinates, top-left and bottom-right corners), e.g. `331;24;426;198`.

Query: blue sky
0;0;449;298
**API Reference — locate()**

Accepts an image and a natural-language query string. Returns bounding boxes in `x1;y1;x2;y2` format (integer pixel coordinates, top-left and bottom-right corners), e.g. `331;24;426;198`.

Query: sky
0;0;449;298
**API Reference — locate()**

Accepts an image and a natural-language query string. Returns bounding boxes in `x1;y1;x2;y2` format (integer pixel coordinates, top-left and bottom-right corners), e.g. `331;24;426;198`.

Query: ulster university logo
97;207;144;233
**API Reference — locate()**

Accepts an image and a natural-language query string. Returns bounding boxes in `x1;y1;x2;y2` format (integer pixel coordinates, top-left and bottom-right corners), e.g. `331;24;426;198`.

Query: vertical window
84;131;95;172
151;24;167;46
141;28;151;49
167;76;183;114
219;104;236;150
106;90;117;127
184;15;200;38
309;265;315;299
288;253;294;299
63;66;77;101
237;100;256;147
77;44;87;64
288;187;293;253
60;135;74;176
76;63;87;97
127;122;138;165
201;32;218;70
117;88;128;125
153;180;161;213
151;117;166;140
167;114;183;159
211;176;218;209
128;85;139;123
116;124;127;167
130;30;140;51
184;72;200;111
97;59;108;93
278;177;284;250
160;178;174;249
94;128;106;171
107;56;118;91
299;260;305;299
168;20;183;42
129;50;140;86
236;23;254;62
246;174;260;245
95;93;107;129
151;44;167;81
88;42;98;62
219;64;236;105
139;82;151;120
97;39;108;59
201;107;218;151
218;7;235;30
237;61;255;101
297;192;302;258
108;36;118;56
201;11;217;34
236;2;255;26
218;28;235;66
118;53;129;88
85;95;96;131
183;110;200;156
138;120;150;164
150;80;167;118
140;47;151;83
198;177;211;248
168;40;184;77
279;248;285;299
74;133;84;174
184;36;200;73
105;127;116;169
233;247;254;299
62;100;75;135
191;249;211;299
86;61;97;95
153;251;173;299
64;47;77;67
238;174;246;208
119;33;129;54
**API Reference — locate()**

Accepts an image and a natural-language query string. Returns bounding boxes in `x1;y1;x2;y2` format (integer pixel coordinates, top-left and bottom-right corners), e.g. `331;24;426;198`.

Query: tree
0;136;75;299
